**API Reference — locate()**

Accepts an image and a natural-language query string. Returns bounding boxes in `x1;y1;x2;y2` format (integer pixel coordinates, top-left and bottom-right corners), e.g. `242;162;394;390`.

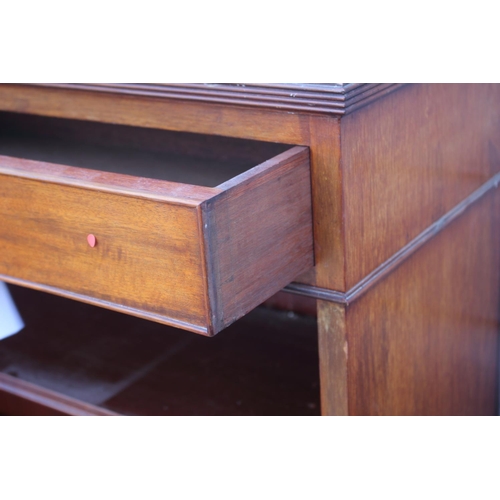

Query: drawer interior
0;285;320;416
0;111;290;187
0;111;313;336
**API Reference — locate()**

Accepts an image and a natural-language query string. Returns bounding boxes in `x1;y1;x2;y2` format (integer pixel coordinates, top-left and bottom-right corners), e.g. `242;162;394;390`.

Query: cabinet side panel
342;83;500;288
203;148;314;333
345;191;500;415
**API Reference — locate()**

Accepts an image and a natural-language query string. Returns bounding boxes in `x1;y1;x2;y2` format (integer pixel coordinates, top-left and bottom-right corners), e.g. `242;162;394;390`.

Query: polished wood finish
0;86;347;291
341;83;500;288
316;83;500;415
203;148;313;331
0;83;498;416
286;171;500;304
305;116;344;290
345;191;500;415
0;157;210;333
0;126;313;335
30;83;404;115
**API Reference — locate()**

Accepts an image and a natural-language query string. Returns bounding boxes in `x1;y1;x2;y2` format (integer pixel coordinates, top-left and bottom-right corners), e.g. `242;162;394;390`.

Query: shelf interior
0;285;320;416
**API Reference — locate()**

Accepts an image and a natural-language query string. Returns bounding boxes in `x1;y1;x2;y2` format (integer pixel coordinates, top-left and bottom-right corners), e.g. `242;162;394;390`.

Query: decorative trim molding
0;372;118;416
284;172;500;304
27;83;406;116
0;275;210;336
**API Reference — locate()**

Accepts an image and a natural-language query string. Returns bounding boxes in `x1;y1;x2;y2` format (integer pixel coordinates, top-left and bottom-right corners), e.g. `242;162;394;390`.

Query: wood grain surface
341;83;500;288
202;147;314;332
0;166;208;332
318;301;348;415
0;85;346;292
305;116;344;290
344;191;500;415
0;154;218;205
1;84;498;417
286;172;500;305
0;141;313;335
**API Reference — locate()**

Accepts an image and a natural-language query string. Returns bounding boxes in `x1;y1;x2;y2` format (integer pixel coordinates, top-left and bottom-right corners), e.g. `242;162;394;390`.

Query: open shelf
0;285;320;416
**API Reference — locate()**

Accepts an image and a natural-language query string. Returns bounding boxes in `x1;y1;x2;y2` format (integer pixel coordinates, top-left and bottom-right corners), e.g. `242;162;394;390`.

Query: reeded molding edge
26;83;406;116
285;172;500;304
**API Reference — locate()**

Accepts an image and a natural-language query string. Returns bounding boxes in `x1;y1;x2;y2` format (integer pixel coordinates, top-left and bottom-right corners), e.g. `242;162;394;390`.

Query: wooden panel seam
285;171;500;304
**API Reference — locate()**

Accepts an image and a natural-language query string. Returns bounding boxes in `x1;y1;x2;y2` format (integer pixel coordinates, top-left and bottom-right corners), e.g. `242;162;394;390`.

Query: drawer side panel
203;147;314;333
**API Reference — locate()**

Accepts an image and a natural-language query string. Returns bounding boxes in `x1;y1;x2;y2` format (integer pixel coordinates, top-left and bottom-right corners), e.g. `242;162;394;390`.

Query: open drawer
0;112;313;335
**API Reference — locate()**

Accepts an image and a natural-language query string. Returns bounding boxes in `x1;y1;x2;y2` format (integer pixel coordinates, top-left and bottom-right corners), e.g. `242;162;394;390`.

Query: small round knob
87;234;97;248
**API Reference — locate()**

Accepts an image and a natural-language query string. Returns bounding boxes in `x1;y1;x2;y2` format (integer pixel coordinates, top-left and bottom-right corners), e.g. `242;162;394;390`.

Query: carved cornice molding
29;83;406;116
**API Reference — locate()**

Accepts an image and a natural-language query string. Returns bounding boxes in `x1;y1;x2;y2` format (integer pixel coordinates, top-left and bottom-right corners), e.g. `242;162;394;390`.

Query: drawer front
0;146;312;336
0;173;209;332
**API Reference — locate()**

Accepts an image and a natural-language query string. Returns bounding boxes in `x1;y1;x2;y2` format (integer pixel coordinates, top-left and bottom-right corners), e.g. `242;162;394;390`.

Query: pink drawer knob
87;234;97;248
